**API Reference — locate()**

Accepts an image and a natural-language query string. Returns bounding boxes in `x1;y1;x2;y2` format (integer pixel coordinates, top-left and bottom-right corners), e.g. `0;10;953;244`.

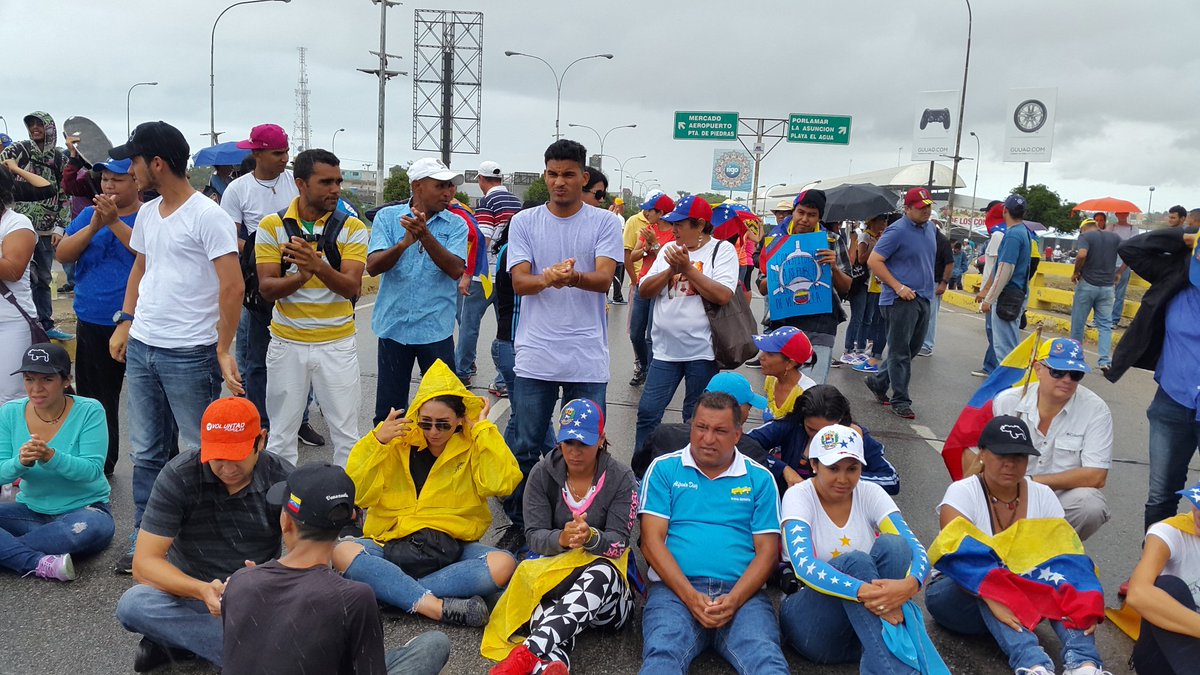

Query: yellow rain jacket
346;360;522;543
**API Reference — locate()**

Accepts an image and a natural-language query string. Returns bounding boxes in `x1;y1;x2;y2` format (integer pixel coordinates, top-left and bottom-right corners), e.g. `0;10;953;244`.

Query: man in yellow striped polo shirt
255;149;368;466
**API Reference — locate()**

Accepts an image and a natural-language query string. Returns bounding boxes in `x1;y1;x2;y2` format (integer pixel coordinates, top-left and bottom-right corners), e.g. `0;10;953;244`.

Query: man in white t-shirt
220;124;302;436
107;121;244;572
990;338;1112;540
972;201;1008;377
499;139;623;551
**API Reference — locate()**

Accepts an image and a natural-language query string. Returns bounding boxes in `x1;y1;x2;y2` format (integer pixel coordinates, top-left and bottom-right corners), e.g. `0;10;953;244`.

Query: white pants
1057;487;1110;541
265;335;360;466
0;320;32;404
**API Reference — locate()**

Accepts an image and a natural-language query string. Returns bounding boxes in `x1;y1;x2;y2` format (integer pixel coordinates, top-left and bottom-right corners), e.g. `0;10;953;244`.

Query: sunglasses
592;189;607;200
416;420;456;431
1042;363;1084;382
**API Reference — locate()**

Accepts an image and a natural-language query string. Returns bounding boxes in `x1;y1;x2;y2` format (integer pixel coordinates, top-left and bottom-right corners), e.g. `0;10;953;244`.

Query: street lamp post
504;51;614;140
210;0;290;146
332;128;345;153
567;123;635;169
945;0;972;232
0;116;7;135
1147;186;1156;219
631;170;653;198
126;82;158;137
598;153;646;196
897;146;903;166
969;131;980;212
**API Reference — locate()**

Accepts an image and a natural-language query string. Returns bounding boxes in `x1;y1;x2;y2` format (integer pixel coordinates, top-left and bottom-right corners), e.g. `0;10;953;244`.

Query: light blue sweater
0;396;110;514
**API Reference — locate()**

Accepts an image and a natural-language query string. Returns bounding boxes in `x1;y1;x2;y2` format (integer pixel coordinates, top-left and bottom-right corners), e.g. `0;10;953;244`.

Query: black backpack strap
318;209;349;271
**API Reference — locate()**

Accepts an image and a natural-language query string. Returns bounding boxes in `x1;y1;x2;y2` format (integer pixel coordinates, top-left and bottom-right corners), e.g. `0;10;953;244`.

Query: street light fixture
126;82;158;137
0;116;7;135
567;123;636;169
332;128;346;153
210;0;291;146
504;51;614;140
1147;186;1156;218
598;153;646;195
969;131;980;212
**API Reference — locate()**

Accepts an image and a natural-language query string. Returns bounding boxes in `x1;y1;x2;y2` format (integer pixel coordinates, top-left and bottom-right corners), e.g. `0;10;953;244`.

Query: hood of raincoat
398;358;485;448
1;111;66;233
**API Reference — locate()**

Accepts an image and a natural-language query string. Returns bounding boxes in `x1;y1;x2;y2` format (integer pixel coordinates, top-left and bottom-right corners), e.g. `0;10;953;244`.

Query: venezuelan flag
941;331;1039;479
449;201;493;298
929;517;1104;631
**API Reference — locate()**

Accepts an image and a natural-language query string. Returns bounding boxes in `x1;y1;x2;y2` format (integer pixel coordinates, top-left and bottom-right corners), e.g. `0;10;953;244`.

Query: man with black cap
863;187;938;420
222;462;451;675
979;194;1035;365
756;189;852;384
107;122;245;574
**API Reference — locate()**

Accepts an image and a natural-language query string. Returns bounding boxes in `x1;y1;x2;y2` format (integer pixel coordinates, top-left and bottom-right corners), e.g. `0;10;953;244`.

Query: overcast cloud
8;0;1198;211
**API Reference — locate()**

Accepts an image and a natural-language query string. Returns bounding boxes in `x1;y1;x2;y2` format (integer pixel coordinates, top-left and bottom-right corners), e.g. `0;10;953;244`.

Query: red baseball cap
200;397;262;463
662;195;714;223
904;187;934;208
236;123;289;151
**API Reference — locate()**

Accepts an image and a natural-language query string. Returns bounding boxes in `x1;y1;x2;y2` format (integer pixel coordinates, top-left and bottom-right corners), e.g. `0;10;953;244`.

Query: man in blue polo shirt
980;194;1034;365
366;157;467;423
638;391;787;674
864;187;937;420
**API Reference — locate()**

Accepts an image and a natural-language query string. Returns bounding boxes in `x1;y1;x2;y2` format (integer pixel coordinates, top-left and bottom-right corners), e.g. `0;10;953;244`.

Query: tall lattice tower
294;47;312;153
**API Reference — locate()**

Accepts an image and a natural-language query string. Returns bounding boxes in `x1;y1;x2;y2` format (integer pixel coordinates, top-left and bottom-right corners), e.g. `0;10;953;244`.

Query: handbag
381;528;464;579
995;285;1025;322
703;241;759;369
0;280;49;344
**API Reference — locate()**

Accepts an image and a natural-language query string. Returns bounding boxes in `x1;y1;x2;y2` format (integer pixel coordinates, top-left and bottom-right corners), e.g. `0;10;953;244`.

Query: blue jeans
385;632;451;675
640;578;789;675
31;235;55;329
864;293;887;359
634;358;719;454
344;539;510;612
780;534;917;673
374;335;455;425
981;311;999;374
1070;281;1115;367
629;290;654;370
844;289;869;352
126;338;221;527
116;584;224;666
921;293;942;351
0;501;114;573
867;297;931;407
990;299;1024;365
236;306;272;427
491;339;515;393
504;376;607;529
455;279;491;378
1112;266;1131;326
804;343;833;385
1145;386;1200;530
925;573;1102;672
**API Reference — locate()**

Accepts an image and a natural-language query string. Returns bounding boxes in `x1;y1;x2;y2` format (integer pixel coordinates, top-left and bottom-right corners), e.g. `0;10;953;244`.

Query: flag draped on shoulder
929;516;1104;631
941;331;1039;479
449;200;493;298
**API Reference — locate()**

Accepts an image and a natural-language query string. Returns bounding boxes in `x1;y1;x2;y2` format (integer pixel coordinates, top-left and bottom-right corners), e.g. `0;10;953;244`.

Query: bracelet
584;527;599;548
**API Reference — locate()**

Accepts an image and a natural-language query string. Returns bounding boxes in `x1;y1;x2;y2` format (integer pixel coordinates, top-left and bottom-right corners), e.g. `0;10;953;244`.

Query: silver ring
878;604;886;611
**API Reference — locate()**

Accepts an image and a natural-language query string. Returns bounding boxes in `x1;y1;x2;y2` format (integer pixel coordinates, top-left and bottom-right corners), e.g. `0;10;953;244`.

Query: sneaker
1063;664;1108;675
891;404;917;420
838;352;864;365
611;298;627;305
133;637;196;673
864;376;890;405
487;384;509;398
745;358;762;369
441;595;489;627
46;327;75;341
494;524;526;554
31;553;74;581
297;422;326;447
115;540;135;575
543;662;569;675
917;347;933;357
1014;668;1054;675
489;645;543;675
57;283;74;294
853;361;879;374
629;366;646;387
970;369;989;378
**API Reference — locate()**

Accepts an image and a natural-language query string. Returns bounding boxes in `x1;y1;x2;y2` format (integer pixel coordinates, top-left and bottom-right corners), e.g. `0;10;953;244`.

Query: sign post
786;114;852;145
673;111;739;140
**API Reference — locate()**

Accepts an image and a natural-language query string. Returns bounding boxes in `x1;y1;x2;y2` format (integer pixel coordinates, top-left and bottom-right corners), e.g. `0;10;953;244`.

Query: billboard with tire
1004;87;1057;163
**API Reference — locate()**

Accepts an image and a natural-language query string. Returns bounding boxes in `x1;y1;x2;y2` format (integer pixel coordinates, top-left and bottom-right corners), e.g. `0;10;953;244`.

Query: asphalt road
2;292;1185;675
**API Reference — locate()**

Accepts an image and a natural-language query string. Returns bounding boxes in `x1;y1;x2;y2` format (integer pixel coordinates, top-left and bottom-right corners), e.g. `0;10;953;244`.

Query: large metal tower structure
294;47;312;154
412;9;483;166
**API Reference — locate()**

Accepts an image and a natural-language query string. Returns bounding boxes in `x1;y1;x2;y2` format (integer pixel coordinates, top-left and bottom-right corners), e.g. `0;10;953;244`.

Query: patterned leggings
524;560;632;671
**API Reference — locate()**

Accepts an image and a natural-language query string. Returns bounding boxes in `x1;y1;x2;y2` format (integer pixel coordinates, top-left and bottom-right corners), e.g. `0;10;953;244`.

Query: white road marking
488;397;510;423
910;423;944;456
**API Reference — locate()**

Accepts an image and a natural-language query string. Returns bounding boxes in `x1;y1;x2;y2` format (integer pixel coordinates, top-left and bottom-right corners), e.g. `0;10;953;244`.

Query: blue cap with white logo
556;398;604;446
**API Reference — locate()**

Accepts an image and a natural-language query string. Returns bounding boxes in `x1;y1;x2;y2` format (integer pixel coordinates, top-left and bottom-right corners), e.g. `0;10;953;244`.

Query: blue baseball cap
1036;338;1091;373
1177;482;1200;510
1004;193;1027;217
661;195;714;223
556;398;604;446
705;372;768;411
752;326;814;364
93;157;133;175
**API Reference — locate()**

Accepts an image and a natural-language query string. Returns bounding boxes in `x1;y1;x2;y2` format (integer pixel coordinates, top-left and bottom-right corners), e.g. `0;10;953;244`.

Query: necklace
253;173;282;194
32;398;67;425
979;475;1021;533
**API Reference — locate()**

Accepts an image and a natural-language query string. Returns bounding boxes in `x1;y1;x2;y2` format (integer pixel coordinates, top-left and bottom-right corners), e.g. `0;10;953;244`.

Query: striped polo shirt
255;199;369;343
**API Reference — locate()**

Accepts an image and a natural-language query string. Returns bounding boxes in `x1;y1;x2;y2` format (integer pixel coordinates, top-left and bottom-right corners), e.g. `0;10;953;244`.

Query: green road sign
674;111;739;140
787;113;852;145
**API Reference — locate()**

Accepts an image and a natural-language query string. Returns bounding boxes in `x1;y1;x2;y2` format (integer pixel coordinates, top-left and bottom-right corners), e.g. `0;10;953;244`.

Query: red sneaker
490;645;542;675
543;662;569;675
1118;578;1130;598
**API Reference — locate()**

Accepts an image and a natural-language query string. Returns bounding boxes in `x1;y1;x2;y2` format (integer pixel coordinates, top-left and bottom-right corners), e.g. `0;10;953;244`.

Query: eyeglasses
416;420;455;431
1042;364;1085;382
592;189;607;200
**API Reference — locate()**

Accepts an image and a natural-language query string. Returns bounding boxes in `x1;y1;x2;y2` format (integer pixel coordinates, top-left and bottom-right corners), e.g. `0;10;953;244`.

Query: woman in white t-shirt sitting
778;424;942;673
0;168;38;404
1127;480;1200;674
633;196;739;454
927;415;1106;675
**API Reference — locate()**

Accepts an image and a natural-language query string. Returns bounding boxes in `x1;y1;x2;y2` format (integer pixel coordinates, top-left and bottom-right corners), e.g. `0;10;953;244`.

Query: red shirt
637;225;676;283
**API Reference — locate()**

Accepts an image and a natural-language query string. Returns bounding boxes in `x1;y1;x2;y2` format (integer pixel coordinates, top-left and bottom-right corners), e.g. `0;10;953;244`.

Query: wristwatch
113;311;135;325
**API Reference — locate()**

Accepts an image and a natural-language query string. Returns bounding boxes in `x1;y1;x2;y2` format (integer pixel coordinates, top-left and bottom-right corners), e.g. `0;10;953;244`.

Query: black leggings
1132;575;1200;674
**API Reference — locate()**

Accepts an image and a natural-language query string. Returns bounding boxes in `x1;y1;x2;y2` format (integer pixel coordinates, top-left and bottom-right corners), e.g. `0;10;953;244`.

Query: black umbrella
821;183;900;222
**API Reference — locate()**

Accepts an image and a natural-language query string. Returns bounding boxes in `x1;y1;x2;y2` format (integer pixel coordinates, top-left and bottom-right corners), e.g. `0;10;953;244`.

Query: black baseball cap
109;121;190;165
978;415;1040;457
11;342;71;376
267;462;357;531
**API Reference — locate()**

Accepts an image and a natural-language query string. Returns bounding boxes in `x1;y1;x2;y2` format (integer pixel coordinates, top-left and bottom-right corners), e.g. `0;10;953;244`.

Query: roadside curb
941;290;1123;347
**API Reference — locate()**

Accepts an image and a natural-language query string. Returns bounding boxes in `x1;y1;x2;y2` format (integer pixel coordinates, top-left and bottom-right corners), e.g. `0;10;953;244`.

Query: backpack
241;208;351;312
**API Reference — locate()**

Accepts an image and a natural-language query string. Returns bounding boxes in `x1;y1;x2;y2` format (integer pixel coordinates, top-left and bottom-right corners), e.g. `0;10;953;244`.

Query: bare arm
132;530;219;604
419;231;465;280
867;250;913;300
0;229;35;283
1030;467;1107;490
639;267;672;299
1;159;50;188
640;514;722;627
365;228;417;277
213;253;245;395
1071;249;1088;282
569;257;618;293
1127;536;1200;638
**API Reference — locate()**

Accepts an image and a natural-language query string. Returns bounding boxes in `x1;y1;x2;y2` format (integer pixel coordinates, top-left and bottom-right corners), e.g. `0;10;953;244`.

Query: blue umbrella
193;141;250;167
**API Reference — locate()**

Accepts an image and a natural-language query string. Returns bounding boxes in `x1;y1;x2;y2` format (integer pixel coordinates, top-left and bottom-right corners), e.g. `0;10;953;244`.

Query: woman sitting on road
779;424;943;673
1126;480;1200;674
748;383;899;495
335;359;523;627
926;415;1107;675
752;326;817;422
485;399;638;675
0;343;114;581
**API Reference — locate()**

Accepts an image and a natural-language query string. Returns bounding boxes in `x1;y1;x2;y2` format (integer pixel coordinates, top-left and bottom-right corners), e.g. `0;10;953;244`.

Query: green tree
454;191;471;206
1010;183;1081;233
525;176;549;204
340;191;370;224
187;165;210;190
696;192;728;205
382;165;410;203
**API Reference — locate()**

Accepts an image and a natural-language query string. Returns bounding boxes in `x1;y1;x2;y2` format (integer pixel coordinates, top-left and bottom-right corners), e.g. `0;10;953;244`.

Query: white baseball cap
408;157;464;185
807;424;865;466
478;160;503;178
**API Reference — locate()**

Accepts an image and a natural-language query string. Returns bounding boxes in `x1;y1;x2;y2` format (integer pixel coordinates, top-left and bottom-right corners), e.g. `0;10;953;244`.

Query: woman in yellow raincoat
333;359;522;627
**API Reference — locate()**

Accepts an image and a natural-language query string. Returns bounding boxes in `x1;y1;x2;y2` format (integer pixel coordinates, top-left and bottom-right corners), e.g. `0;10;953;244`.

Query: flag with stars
929;516;1104;631
449;200;493;298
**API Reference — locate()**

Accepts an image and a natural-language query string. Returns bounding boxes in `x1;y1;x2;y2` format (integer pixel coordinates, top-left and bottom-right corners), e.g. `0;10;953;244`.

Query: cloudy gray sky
8;0;1197;212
